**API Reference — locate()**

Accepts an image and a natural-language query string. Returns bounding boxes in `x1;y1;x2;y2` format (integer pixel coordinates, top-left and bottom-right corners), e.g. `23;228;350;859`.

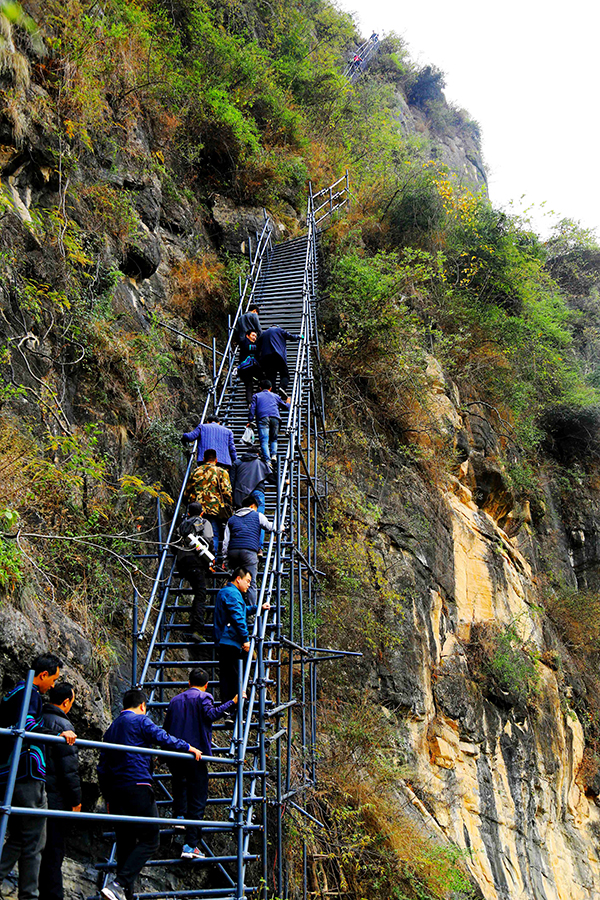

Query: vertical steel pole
236;658;245;900
212;337;217;413
0;670;35;848
276;452;283;900
132;588;139;687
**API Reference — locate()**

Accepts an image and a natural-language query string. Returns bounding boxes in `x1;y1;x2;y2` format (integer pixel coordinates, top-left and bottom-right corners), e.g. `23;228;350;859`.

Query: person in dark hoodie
175;502;215;643
98;689;201;900
235;304;261;344
257;325;302;399
237;330;262;405
230;448;276;552
163;668;238;861
222;495;283;605
39;683;81;900
0;653;76;900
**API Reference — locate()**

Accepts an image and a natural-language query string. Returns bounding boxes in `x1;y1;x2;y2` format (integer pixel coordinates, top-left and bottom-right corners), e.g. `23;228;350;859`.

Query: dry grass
170;251;229;322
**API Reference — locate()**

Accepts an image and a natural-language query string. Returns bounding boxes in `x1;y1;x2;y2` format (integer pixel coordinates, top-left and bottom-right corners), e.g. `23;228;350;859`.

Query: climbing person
163;668;238;860
247;380;290;465
235;304;261;343
370;32;378;42
98;689;202;900
185;449;233;560
0;654;77;900
214;568;270;703
230;448;276;552
257;325;302;399
181;416;237;469
39;683;81;900
222;494;283;606
238;330;262;406
175;502;215;643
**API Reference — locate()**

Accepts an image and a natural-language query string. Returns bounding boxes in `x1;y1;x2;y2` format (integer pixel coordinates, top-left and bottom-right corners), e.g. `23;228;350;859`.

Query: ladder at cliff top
343;33;381;80
91;174;353;900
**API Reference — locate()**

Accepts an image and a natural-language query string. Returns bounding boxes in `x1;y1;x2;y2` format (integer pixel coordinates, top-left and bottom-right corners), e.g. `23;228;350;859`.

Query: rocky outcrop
353;368;600;900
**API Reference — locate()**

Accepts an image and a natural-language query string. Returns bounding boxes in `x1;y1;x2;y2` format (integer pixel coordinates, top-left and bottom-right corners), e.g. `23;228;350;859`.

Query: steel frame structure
0;175;352;900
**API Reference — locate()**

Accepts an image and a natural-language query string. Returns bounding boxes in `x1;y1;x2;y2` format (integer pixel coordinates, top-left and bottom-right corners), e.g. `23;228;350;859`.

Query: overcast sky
339;0;600;239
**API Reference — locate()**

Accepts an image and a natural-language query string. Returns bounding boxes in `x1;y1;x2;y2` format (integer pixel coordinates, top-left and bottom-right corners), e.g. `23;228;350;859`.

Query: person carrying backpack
238;330;262;405
176;502;215;643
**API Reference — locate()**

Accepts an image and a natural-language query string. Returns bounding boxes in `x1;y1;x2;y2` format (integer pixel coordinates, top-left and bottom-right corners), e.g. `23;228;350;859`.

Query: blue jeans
205;516;222;559
257;416;280;462
254;489;265;549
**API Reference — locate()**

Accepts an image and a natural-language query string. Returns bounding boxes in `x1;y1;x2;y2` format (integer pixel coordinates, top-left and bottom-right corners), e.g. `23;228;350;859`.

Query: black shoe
277;387;288;401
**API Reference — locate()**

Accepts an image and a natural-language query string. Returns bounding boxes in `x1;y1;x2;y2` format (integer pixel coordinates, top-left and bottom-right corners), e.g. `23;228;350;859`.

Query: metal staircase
96;174;352;900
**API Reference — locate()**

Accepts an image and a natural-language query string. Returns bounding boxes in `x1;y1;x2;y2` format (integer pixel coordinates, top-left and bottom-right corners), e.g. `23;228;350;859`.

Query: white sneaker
101;883;128;900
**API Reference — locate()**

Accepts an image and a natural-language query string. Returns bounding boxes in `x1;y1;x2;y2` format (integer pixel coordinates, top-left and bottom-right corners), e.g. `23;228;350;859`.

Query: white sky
338;0;600;239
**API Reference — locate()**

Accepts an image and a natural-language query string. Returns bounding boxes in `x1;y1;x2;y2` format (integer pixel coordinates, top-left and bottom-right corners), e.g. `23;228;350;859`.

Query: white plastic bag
241;425;255;445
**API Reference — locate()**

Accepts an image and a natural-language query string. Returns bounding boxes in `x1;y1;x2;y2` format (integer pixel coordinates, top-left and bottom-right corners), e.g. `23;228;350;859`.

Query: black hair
206;416;219;424
250;304;260;313
242;494;258;508
260;380;272;390
123;688;147;710
203;448;217;462
47;683;74;706
32;654;62;677
231;566;251;581
189;668;210;687
188;502;203;516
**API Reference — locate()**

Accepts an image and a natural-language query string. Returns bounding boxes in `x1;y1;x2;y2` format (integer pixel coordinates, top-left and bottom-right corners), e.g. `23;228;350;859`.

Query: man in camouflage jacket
186;448;233;559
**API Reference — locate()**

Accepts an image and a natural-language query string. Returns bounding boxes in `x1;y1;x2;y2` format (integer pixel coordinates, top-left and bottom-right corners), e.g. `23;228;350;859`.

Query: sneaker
181;844;205;860
174;816;186;831
271;454;277;462
277;387;288;401
101;882;128;900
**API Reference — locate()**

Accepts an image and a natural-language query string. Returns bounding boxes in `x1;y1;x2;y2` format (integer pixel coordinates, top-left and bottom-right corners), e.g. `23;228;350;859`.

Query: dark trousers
108;785;160;891
169;761;208;848
38;816;65;900
177;556;207;633
227;548;258;606
0;779;47;900
240;364;261;405
260;353;289;393
218;644;247;703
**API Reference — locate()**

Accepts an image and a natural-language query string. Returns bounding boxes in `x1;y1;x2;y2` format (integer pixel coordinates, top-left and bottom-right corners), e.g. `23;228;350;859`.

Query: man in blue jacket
181;416;237;468
98;689;201;900
247;380;290;464
230;449;276;552
0;653;76;900
164;668;238;861
258;326;302;399
214;567;270;702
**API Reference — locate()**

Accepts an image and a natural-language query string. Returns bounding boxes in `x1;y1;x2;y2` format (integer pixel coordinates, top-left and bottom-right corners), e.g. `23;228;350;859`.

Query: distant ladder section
93;173;354;900
343;33;381;81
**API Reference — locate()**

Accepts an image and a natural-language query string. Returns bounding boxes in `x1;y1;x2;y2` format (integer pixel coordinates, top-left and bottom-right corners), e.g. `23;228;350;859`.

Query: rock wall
357;364;600;900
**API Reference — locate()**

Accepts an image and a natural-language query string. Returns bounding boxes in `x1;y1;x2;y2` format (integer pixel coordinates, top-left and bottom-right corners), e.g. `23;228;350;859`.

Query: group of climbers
0;312;294;900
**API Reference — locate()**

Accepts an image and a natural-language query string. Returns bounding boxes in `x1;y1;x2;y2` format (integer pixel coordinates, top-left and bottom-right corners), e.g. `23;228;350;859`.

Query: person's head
188;668;209;690
123;688;147;714
247;330;258;343
230;566;252;594
260;380;272;392
47;682;75;715
188;502;203;517
203;448;217;464
250;304;260;314
32;654;63;693
206;416;220;424
242;494;258;510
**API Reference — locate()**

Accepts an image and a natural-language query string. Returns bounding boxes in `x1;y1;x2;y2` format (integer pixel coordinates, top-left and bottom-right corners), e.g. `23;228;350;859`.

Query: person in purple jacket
247;380;290;464
181;416;237;468
258;325;302;399
163;668;238;861
98;689;201;900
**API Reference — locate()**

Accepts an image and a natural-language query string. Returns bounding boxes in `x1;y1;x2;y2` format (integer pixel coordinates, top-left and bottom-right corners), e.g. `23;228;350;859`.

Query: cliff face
333;361;600;900
2;3;600;900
